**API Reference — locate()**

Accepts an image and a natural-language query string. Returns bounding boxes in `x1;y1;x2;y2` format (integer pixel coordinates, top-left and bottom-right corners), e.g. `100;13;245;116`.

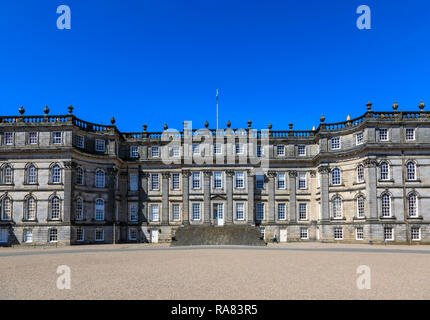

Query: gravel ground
1;243;430;300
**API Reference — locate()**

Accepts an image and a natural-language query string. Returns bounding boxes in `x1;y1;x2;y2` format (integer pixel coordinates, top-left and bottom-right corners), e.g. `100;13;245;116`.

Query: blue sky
0;0;429;132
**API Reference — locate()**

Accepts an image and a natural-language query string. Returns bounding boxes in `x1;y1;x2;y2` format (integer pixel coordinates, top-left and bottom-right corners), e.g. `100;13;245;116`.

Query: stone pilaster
203;170;211;225
226;170;234;224
288;170;297;221
247;170;254;225
63;161;74;223
363;159;378;220
141;172;149;224
162;172;169;225
318;166;330;221
182;170;191;225
267;171;276;223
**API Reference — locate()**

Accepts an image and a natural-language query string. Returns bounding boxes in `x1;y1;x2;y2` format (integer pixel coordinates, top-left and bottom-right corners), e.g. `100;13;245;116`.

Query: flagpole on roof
216;88;219;130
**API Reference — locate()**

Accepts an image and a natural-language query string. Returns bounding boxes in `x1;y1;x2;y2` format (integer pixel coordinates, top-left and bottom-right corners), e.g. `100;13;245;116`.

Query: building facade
0;102;429;246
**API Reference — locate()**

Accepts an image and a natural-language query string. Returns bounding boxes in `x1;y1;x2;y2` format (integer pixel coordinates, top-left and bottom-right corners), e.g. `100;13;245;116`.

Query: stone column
141;172;149;224
288;171;297;221
247;170;254;225
182;170;191;225
364;159;378;220
226;170;234;224
162;172;170;225
318;166;330;221
203;170;211;225
267;171;276;222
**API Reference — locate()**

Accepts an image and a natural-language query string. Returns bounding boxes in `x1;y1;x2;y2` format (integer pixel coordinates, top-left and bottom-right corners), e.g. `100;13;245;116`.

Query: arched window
331;168;341;185
381;193;391;217
95;199;105;221
1;196;11;221
27;165;37;184
380;162;389;180
356;165;364;183
406;162;416;181
25;197;37;221
332;196;342;218
356;196;365;218
76;167;84;185
408;193;418;217
3;165;12;184
50;196;60;220
76;198;84;220
95;170;105;188
51;164;61;183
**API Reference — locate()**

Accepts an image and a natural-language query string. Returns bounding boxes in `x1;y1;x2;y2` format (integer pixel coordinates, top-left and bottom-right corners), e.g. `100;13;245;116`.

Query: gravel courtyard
1;243;430;300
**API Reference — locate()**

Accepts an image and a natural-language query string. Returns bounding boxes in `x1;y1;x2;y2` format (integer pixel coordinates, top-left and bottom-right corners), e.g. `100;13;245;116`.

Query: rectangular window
298;145;306;156
192;144;200;155
129;203;138;222
300;228;308;240
52;132;62;144
256;145;263;157
4;133;13;145
278;203;286;220
130;146;139;158
334;227;343;240
150;204;159;222
356;227;364;240
49;229;58;242
256;175;264;190
236;203;245;220
411;227;420;241
76;135;84;148
76;228;84;242
235;143;244;154
29;132;38;145
356;132;363;145
151;174;159;191
379;128;388;141
299;203;307;220
406;128;415;141
129;228;137;240
95;139;105;152
214;143;222;155
172;173;180;190
256;203;264;220
214;171;223;189
235;171;244;189
151;146;159;157
276;145;285;156
95;228;104;241
384;227;393;241
129;174;138;191
331;137;340;150
171;146;180;157
24;229;33;243
0;229;8;243
298;173;307;189
277;173;285;190
192;203;201;220
192;172;201;189
172;204;180;221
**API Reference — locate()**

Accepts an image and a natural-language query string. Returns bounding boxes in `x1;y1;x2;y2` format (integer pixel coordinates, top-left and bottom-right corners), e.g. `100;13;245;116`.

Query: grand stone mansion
0;102;429;246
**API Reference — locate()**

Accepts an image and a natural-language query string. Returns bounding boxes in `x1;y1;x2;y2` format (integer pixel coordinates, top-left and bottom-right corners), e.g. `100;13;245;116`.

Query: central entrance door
213;203;224;226
280;228;287;243
151;230;159;243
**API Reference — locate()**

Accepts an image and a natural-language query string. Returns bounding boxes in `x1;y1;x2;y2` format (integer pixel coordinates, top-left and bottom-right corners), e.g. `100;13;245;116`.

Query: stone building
0;102;429;246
